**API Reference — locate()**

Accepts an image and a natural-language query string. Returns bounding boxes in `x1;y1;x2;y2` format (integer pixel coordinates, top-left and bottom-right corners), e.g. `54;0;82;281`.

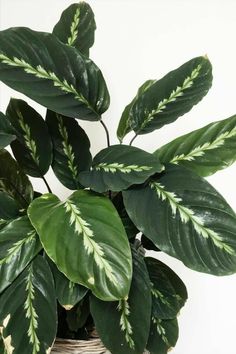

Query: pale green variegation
117;300;134;349
94;162;152;173
68;7;80;46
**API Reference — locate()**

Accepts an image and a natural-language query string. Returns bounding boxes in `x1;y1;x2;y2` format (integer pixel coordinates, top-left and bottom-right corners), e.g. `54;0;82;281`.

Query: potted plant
0;2;236;354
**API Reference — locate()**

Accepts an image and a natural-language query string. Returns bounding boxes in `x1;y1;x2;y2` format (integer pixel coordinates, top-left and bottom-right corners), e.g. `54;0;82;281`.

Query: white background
1;1;236;353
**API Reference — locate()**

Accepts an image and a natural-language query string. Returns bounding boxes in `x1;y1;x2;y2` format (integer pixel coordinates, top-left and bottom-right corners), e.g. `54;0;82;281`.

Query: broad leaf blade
28;190;132;301
129;56;212;135
53;2;96;56
0;192;20;220
145;257;187;319
155;114;236;177
46;110;92;190
0;112;16;148
49;259;88;310
79;145;164;193
123;164;236;275
0;256;57;354
90;249;152;354
0;216;42;294
0;149;33;208
146;318;179;354
117;80;156;142
7;98;52;177
0;28;109;120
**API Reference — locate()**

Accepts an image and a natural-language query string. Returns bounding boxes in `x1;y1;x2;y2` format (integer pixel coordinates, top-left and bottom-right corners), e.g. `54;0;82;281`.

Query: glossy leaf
127;56;212;135
0;216;42;294
0;256;57;354
146;318;179;354
0;192;20;220
0;112;16;148
155;114;236;177
28;190;132;301
90;249;152;354
145;257;187;319
117;80;155;142
46;110;92;190
79;144;164;193
6;98;52;177
53;2;96;56
49;259;88;310
0;27;109;120
0;149;33;208
123;164;236;275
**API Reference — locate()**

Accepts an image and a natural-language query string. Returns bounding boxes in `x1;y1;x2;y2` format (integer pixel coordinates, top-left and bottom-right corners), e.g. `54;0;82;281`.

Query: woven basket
51;338;150;354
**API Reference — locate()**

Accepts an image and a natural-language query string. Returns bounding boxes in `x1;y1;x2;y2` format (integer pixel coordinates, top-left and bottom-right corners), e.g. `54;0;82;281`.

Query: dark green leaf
79;145;164;193
141;235;160;251
146;318;179;354
0;216;42;294
46;110;92;190
145;257;187;319
0;112;16;148
0;28;109;120
123;164;236;275
127;56;212;135
155;114;236;177
0;192;20;220
0;149;33;208
6;98;52;177
28;190;132;301
90;249;152;354
0;256;57;354
0;334;7;354
49;259;88;310
53;2;96;56
66;297;90;332
117;80;155;142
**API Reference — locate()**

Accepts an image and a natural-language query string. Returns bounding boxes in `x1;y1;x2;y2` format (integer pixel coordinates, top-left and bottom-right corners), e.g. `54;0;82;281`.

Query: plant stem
100;120;110;147
42;176;52;193
129;134;138;146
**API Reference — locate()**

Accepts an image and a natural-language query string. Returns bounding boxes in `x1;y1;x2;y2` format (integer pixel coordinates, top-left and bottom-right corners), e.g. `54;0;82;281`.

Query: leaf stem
129;134;138;146
42;176;52;193
100;120;110;147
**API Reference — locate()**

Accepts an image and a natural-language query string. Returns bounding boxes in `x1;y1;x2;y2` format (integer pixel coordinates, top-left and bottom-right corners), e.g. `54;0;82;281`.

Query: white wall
1;1;236;353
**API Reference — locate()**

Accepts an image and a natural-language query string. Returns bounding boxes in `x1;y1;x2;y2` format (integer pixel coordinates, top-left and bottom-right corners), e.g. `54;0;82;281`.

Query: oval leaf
90;249;152;354
28;190;132;301
0;149;33;208
0;112;16;148
0;192;20;220
155;114;236;177
0;216;42;294
128;56;212;135
79;145;164;193
0;256;57;354
46;110;92;190
48;259;88;310
145;257;187;319
53;2;96;56
6;98;52;177
0;27;109;120
123;164;236;275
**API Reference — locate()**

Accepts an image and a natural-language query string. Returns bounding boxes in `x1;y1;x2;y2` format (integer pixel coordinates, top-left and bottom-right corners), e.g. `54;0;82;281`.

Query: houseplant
0;2;236;354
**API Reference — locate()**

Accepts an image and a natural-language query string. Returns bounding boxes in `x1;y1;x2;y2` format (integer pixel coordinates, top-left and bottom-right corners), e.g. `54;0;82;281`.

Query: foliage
0;2;235;354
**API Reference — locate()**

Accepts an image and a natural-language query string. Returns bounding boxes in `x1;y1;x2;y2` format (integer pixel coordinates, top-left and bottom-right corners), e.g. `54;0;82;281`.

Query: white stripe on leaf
64;200;118;285
152;317;170;346
24;266;40;354
94;162;152;174
117;299;135;349
139;64;202;130
67;8;80;46
150;182;235;255
170;126;236;164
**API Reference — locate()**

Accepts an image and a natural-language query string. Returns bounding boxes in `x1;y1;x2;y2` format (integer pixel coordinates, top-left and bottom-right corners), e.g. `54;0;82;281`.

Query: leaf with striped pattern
155;114;236;177
0;27;109;121
123;164;236;275
0;256;57;354
46;110;92;190
124;56;212;137
79;144;164;193
6;99;52;177
28;190;132;301
53;2;96;56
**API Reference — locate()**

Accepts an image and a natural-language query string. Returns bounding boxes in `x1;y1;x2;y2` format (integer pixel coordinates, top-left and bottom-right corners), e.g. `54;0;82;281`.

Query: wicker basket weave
51;338;150;354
